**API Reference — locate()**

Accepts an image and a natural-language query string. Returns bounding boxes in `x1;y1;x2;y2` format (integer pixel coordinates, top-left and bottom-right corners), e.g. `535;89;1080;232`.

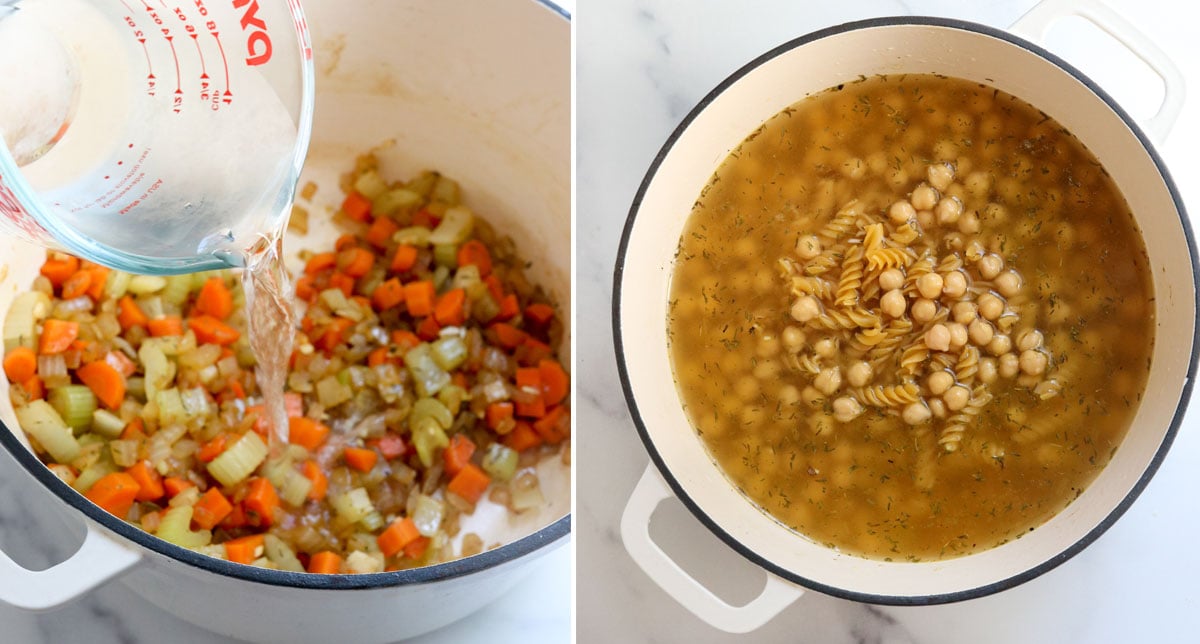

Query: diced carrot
197;434;228;463
486;402;514;431
147;316;184;337
187;315;240;346
228;380;247;400
496;293;520;321
38;319;79;354
341;191;372;222
371;278;405;311
433;288;466;327
391;330;421;351
365;215;400;249
390;244;419;273
121;417;145;440
284;392;304;418
443;433;476;477
504;421;543;452
483;275;505;303
367;346;390;367
411;208;440;229
415;315;441;341
369;434;407;460
447;463;491;505
488;322;526;350
316;317;354;353
515;368;545;418
194;277;233;320
4;346;37;382
163;476;194;499
117;296;149;330
538;359;569;406
304;251;337;275
191;487;233;530
404;280;435;317
377;517;420;557
39;255;79;287
243;477;279;527
525;303;556;326
334;233;358;252
517;337;554;366
85;472;141;518
337;247;376;278
289;417;330;451
246;404;268;438
451;372;468;389
105;350;137;378
295;274;317;302
126;461;165;502
344;446;378;472
301;459;327;501
224;534;265;565
60;270;92;300
533;405;569;445
19;375;43;401
456;240;492;277
84;266;109;301
221;502;248;529
329;271;355;297
76;360;126;410
308;551;343;574
403;535;430;560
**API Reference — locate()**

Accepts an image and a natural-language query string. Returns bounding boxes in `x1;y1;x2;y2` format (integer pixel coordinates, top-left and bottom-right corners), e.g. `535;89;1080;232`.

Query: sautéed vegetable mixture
667;74;1153;560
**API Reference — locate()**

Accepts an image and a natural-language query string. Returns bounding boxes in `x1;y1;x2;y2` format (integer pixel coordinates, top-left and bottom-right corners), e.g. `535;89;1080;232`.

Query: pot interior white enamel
617;17;1195;603
0;0;569;613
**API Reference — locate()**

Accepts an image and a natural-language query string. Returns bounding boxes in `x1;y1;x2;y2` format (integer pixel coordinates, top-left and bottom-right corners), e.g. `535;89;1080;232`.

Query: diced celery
412;398;453;429
47;463;77;486
104;271;132;300
344;550;384;574
393;226;432;247
316;375;353;408
168;485;201;508
177;343;222;370
411;416;449;469
432;265;451;291
4;291;51;351
138;341;175;400
411;493;444;537
405;344;450;397
431;175;461;206
430;336;468;371
156;388;186;426
179;387;212;420
481;443;519;482
433;243;458;268
510;471;545;512
451;265;482;291
109;439;141;468
160;275;193;307
91;409;126;438
353;168;389;200
319;287;350;313
156;506;212;549
406;170;439;198
279;469;313;507
16;400;81;463
48;385;97;432
372;187;422;217
471;291;500;322
437;385;467;416
206;431;268;487
193;544;227;561
428;206;474;245
139;295;165;320
331;487;374;523
264;534;305;573
358;510;385;532
72;460;117;493
127;275;167;295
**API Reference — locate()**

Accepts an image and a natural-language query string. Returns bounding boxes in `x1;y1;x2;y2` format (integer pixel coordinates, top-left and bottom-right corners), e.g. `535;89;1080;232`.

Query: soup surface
667;74;1153;561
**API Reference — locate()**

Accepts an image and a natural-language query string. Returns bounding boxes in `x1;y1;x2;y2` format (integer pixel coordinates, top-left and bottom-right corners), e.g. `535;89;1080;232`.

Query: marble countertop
577;0;1200;642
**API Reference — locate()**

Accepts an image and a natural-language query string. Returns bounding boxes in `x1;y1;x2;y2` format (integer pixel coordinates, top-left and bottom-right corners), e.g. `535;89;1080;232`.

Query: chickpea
944;385;971;411
995;270;1022;297
999;353;1020;378
753;360;780;380
847;361;873;387
968;318;994;346
912;183;940;210
957;210;981;235
988;333;1013;356
927;370;954;395
925;323;951;351
814;337;838;358
880;289;907;318
791;296;821;322
917;209;935;230
979;357;998;384
888;200;917;224
735;375;759;401
1017;329;1044;352
947;322;969;349
977;292;1005;320
832;396;865;423
953;301;978;324
928;397;947;419
801;386;824;408
935;196;963;225
902;401;932;425
879;269;905;291
779;384;801;406
796;235;822;260
782;326;806;352
916;273;944;299
978;253;1004;280
942;270;968;298
964;239;987;262
814;366;842;395
927;162;955;191
911;298;938;323
756;335;780;358
1020;349;1049;375
965;170;991;197
840;157;866;180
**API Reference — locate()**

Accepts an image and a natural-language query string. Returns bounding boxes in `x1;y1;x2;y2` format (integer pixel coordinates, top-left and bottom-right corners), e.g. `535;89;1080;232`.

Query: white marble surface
578;0;1200;642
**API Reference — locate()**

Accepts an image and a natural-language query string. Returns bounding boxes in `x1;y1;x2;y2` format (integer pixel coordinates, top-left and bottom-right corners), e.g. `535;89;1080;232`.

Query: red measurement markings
171;4;210;106
190;0;230;108
121;14;156;96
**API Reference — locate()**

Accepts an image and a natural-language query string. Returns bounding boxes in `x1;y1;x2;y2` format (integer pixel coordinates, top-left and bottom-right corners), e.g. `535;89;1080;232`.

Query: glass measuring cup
0;0;314;275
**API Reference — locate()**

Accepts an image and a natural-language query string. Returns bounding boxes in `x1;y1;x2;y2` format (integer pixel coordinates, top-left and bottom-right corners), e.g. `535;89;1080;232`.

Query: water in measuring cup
1;0;300;262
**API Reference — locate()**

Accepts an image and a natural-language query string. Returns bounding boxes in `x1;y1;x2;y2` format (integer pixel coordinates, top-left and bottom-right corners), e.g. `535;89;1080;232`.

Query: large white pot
616;1;1194;634
0;1;571;642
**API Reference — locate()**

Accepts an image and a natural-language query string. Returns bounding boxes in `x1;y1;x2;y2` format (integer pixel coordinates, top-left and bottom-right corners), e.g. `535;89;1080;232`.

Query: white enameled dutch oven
0;1;570;642
616;0;1195;634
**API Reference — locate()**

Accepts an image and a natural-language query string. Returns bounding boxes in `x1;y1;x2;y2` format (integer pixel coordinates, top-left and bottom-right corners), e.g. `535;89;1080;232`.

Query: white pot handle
1009;0;1185;145
620;464;804;633
0;522;141;611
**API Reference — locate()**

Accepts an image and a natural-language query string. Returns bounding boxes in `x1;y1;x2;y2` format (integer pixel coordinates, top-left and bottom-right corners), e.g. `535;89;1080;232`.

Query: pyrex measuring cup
0;0;314;274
